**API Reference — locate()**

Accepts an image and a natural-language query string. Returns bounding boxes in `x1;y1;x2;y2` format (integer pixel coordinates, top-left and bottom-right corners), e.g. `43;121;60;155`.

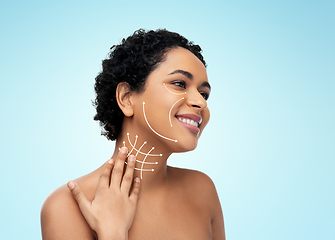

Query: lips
178;118;199;127
175;114;202;133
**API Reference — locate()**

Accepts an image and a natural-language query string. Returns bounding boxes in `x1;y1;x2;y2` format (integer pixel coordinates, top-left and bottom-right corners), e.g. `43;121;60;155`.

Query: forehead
147;47;208;82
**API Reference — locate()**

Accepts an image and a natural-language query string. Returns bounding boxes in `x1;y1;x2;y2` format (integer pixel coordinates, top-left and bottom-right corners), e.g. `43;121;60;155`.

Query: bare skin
41;47;226;240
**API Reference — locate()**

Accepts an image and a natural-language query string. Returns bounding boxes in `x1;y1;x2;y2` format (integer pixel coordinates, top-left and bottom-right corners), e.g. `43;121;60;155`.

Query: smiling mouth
177;117;199;127
175;114;202;134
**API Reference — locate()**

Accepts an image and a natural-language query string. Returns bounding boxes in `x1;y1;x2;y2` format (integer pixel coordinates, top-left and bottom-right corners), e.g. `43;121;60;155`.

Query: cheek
140;93;176;123
200;108;210;131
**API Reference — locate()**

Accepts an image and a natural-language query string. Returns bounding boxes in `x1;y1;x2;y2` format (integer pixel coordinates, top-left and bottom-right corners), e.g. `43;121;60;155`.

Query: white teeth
177;117;199;127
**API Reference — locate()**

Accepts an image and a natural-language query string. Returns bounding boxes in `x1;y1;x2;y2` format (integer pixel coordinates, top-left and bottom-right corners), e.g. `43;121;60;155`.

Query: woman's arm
211;196;226;240
194;171;226;240
209;181;226;240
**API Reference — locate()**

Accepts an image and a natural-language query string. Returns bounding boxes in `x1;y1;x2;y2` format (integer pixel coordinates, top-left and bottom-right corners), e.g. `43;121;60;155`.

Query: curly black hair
94;28;206;141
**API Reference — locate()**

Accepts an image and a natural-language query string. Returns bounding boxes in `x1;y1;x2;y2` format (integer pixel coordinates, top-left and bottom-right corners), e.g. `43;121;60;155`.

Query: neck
112;131;172;192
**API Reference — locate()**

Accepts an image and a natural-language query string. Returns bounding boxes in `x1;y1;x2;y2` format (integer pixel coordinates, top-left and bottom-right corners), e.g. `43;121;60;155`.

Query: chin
173;139;198;153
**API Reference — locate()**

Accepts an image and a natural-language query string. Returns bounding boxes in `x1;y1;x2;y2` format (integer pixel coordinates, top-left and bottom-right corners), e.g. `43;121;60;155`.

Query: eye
200;92;209;100
172;80;186;89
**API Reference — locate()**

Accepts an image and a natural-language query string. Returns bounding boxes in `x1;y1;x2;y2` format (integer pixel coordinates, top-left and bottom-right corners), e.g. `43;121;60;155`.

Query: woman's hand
67;147;140;240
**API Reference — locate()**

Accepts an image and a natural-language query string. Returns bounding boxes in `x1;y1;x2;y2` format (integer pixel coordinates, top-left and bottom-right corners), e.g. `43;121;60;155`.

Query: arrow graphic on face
142;102;178;142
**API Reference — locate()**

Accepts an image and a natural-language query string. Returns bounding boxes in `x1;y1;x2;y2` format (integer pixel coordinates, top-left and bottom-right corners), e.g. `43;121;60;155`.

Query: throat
114;132;169;183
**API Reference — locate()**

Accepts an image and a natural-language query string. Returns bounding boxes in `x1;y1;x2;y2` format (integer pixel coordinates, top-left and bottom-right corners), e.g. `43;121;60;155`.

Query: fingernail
129;155;135;162
121;147;128;154
108;159;114;164
135;178;140;182
67;181;75;190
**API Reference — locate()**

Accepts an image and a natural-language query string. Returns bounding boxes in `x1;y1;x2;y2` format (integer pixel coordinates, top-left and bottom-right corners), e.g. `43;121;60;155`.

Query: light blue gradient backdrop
1;0;334;239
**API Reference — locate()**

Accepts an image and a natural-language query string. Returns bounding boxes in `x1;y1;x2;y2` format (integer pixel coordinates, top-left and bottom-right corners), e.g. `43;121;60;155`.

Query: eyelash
201;92;209;101
171;81;209;100
172;80;186;89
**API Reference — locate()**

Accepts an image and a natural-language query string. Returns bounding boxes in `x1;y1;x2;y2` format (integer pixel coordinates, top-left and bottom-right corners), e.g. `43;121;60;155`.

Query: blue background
0;0;334;239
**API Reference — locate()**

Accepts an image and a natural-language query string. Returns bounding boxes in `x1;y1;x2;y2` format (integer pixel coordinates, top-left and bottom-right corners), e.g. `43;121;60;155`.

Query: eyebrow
168;69;193;80
201;81;211;91
168;69;211;90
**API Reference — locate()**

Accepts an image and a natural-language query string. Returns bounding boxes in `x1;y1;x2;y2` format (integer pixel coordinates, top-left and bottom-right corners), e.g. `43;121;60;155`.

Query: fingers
97;158;115;190
121;155;136;193
67;181;90;212
111;147;128;186
129;178;141;202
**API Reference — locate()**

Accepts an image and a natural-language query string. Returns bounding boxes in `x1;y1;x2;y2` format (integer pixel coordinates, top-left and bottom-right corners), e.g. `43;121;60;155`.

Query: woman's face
131;47;210;152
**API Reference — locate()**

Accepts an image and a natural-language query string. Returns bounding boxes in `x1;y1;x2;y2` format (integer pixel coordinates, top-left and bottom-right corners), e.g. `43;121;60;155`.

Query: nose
186;90;207;110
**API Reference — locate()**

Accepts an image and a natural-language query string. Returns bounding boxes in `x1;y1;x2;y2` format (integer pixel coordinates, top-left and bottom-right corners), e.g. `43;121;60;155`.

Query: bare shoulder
41;172;100;240
168;166;226;239
168;166;218;199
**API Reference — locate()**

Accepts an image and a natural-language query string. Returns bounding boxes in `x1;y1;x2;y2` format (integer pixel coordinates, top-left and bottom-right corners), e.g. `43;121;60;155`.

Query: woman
41;29;225;240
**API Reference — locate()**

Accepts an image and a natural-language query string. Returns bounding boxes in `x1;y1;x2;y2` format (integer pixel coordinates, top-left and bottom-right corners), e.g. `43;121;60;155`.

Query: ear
116;82;134;117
